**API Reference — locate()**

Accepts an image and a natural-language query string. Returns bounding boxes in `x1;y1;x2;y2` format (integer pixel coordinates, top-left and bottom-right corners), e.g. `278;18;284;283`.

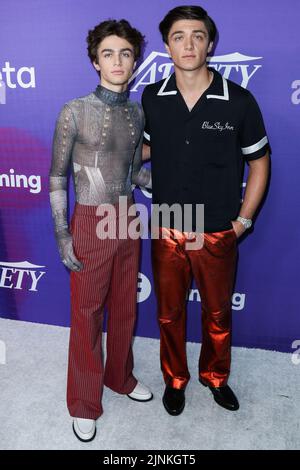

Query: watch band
237;216;252;229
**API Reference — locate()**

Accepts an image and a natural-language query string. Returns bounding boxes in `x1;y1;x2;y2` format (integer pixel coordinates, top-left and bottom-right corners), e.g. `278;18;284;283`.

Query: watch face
238;217;252;229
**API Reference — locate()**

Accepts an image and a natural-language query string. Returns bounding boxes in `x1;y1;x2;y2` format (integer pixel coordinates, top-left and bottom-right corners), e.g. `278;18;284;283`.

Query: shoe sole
199;379;239;411
213;396;239;411
72;422;97;442
127;393;154;403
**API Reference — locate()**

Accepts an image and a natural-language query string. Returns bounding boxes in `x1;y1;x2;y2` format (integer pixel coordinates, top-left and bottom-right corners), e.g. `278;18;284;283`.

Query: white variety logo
0;261;46;292
129;51;263;91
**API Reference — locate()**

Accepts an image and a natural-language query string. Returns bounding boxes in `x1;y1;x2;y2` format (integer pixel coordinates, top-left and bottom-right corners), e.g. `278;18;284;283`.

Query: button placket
101;107;111;146
124;107;136;145
61;115;70;157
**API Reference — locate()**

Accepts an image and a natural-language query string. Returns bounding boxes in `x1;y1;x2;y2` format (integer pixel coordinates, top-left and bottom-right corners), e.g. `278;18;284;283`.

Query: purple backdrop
0;0;299;352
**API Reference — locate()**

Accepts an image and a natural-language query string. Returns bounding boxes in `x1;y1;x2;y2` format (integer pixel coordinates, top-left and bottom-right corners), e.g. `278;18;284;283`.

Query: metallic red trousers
152;227;237;389
67;201;139;419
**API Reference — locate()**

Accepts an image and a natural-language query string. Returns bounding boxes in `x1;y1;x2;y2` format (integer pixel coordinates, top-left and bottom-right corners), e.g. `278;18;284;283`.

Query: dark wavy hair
159;5;217;44
87;19;145;63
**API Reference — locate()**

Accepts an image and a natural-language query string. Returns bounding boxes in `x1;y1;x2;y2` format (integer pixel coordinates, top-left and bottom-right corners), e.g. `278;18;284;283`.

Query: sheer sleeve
49;104;77;234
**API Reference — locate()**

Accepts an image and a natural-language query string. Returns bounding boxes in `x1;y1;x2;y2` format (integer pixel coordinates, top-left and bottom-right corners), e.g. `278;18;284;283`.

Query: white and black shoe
127;382;153;402
72;418;96;442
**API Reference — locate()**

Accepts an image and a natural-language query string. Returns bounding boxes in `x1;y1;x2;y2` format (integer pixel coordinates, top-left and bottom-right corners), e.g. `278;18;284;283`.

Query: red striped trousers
67;200;140;419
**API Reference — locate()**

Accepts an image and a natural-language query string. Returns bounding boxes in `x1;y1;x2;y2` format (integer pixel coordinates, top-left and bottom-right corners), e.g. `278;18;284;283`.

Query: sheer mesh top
49;85;150;234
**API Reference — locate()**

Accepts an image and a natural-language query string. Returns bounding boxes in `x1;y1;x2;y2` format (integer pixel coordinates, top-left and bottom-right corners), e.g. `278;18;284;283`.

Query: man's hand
142;143;151;161
56;231;83;272
231;220;246;239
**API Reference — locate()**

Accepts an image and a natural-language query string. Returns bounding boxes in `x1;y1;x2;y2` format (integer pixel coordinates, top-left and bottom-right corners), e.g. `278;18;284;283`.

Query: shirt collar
94;84;128;106
156;68;230;102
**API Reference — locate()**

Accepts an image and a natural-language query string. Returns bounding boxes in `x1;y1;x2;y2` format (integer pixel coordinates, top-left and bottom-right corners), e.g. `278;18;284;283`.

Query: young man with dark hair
142;5;270;415
49;19;152;442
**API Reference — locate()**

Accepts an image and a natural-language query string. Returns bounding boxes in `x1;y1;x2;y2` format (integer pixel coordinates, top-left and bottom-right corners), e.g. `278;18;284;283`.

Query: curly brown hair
87;19;145;63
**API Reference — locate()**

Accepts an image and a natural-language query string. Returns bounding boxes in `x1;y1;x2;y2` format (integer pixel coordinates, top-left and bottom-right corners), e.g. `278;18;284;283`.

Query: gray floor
0;317;299;450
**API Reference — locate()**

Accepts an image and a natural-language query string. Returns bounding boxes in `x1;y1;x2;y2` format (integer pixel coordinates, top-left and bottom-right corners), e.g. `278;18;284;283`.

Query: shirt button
185;140;190;145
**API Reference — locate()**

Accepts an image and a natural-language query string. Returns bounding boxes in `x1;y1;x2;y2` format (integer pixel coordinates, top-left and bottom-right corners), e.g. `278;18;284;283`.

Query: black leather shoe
199;379;239;411
163;385;185;415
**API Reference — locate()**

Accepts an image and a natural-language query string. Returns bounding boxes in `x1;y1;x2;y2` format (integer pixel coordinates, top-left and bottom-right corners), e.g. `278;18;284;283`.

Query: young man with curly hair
49;19;152;442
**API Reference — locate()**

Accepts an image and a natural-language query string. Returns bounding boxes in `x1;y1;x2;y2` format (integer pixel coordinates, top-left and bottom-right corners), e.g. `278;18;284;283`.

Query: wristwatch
237;216;252;230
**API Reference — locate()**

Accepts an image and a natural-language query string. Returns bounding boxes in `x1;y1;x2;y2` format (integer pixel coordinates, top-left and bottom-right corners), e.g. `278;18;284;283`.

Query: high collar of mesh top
94;84;128;106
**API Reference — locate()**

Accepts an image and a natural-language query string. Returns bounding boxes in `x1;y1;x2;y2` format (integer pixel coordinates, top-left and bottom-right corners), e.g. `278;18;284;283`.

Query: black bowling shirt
142;68;270;232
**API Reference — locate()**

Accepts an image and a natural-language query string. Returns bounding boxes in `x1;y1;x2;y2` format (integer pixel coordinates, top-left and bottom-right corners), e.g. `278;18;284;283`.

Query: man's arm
131;106;151;189
49;104;83;271
232;152;270;237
